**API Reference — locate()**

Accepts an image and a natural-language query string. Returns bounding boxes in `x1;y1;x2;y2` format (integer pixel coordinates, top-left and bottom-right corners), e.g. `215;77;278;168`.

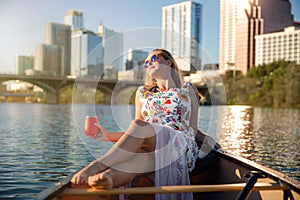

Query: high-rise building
71;29;103;76
34;44;63;76
64;10;84;30
255;26;300;66
125;48;148;70
162;1;203;72
44;22;71;76
259;0;294;33
15;55;34;75
219;0;294;74
219;0;238;73
235;1;264;74
98;24;124;71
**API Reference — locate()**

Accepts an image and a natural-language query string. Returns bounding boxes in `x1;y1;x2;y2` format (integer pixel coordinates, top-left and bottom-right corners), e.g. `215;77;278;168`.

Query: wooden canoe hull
190;149;300;199
37;149;300;200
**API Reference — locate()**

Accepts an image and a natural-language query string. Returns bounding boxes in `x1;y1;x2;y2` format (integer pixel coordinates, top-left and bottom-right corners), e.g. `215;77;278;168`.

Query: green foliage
58;85;137;104
59;85;106;104
117;87;136;104
225;61;300;108
59;86;73;104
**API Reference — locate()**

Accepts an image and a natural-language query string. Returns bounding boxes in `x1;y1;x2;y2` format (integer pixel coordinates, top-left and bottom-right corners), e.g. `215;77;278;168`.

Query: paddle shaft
60;183;288;196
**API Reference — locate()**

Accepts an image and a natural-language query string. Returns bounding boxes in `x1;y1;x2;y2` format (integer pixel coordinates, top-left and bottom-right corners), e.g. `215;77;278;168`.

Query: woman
71;48;201;199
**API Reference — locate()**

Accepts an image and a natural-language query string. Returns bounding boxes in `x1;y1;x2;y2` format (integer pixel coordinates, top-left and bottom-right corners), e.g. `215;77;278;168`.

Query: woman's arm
134;88;144;120
92;124;124;142
189;84;199;133
89;88;144;142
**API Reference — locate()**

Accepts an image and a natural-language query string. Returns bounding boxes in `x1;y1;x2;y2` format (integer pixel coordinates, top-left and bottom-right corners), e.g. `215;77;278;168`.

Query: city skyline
0;0;299;74
219;0;298;74
162;1;203;72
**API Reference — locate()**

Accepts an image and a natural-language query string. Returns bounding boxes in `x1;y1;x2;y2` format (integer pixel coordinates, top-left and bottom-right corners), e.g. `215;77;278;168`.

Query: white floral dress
138;82;199;200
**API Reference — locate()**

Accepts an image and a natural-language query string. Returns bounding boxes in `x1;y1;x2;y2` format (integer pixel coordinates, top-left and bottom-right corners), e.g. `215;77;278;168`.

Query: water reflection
218;106;254;158
0;103;95;199
217;106;299;180
0;103;299;199
250;108;300;179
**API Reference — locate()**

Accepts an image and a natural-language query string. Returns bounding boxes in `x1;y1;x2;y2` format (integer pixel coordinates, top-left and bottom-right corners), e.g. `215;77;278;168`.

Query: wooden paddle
60;183;288;196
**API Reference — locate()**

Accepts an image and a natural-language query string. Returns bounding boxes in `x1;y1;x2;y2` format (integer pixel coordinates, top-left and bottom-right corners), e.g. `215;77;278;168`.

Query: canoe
36;147;300;200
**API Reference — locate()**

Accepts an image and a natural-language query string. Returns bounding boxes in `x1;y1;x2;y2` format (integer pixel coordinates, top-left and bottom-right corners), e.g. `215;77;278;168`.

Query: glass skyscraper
34;44;63;76
64;10;84;30
44;22;71;76
97;24;124;71
162;1;203;72
71;30;103;76
15;55;33;75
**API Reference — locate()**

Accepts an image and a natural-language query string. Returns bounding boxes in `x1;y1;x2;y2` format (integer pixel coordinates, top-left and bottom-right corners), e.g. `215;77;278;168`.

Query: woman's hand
94;124;124;142
94;124;110;141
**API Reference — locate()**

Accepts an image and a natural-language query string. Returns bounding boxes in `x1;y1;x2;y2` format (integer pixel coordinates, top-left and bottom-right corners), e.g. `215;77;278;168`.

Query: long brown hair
144;48;183;87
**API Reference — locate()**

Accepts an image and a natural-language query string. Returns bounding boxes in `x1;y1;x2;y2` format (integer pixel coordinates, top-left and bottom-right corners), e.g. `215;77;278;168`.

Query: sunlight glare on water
0;103;299;199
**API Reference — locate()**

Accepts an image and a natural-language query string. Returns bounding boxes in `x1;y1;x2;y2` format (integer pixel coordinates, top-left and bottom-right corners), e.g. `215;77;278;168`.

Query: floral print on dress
139;83;192;132
138;82;199;173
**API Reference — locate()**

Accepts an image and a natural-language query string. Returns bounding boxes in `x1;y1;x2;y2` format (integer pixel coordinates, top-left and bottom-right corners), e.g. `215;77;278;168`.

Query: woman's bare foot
88;171;113;189
71;160;107;185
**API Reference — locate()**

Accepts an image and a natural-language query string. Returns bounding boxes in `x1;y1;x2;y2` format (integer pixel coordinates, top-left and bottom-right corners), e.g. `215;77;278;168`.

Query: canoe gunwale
35;148;300;199
212;149;300;194
36;174;73;200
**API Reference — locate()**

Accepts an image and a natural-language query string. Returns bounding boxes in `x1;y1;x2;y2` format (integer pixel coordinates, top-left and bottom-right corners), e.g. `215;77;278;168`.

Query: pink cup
84;116;101;139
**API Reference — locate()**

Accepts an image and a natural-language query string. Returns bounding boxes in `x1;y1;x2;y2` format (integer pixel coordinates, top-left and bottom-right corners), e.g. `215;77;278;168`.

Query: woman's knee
131;119;149;127
128;119;155;139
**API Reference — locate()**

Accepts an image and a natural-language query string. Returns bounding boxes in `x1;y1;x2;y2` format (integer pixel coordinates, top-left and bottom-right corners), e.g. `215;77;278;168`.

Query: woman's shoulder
137;85;145;92
182;82;200;101
137;85;155;98
138;85;159;92
137;85;152;92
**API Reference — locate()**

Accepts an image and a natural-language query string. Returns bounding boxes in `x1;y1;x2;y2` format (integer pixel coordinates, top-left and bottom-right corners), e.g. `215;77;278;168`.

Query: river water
0;103;299;199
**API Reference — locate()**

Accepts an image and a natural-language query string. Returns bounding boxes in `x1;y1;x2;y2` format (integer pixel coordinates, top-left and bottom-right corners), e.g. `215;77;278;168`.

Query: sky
0;0;299;73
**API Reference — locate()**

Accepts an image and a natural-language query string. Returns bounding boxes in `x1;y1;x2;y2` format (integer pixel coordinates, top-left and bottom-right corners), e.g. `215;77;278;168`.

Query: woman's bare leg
71;119;156;185
88;152;155;188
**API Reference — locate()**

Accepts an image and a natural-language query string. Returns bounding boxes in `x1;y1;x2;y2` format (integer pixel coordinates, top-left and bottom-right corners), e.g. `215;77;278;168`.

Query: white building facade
255;26;300;66
98;24;124;71
162;1;203;72
71;30;103;76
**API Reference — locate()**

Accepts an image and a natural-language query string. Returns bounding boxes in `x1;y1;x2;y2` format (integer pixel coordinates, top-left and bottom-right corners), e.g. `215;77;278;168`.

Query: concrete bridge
0;74;143;104
0;74;210;104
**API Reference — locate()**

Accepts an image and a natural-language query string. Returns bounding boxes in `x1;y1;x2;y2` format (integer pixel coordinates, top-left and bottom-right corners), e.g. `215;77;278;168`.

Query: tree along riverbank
224;61;300;108
3;61;299;108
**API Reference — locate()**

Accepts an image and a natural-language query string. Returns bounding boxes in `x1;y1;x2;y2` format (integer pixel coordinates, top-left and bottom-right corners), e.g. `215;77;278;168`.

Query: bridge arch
72;80;117;104
0;74;145;104
25;80;58;103
0;78;58;103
